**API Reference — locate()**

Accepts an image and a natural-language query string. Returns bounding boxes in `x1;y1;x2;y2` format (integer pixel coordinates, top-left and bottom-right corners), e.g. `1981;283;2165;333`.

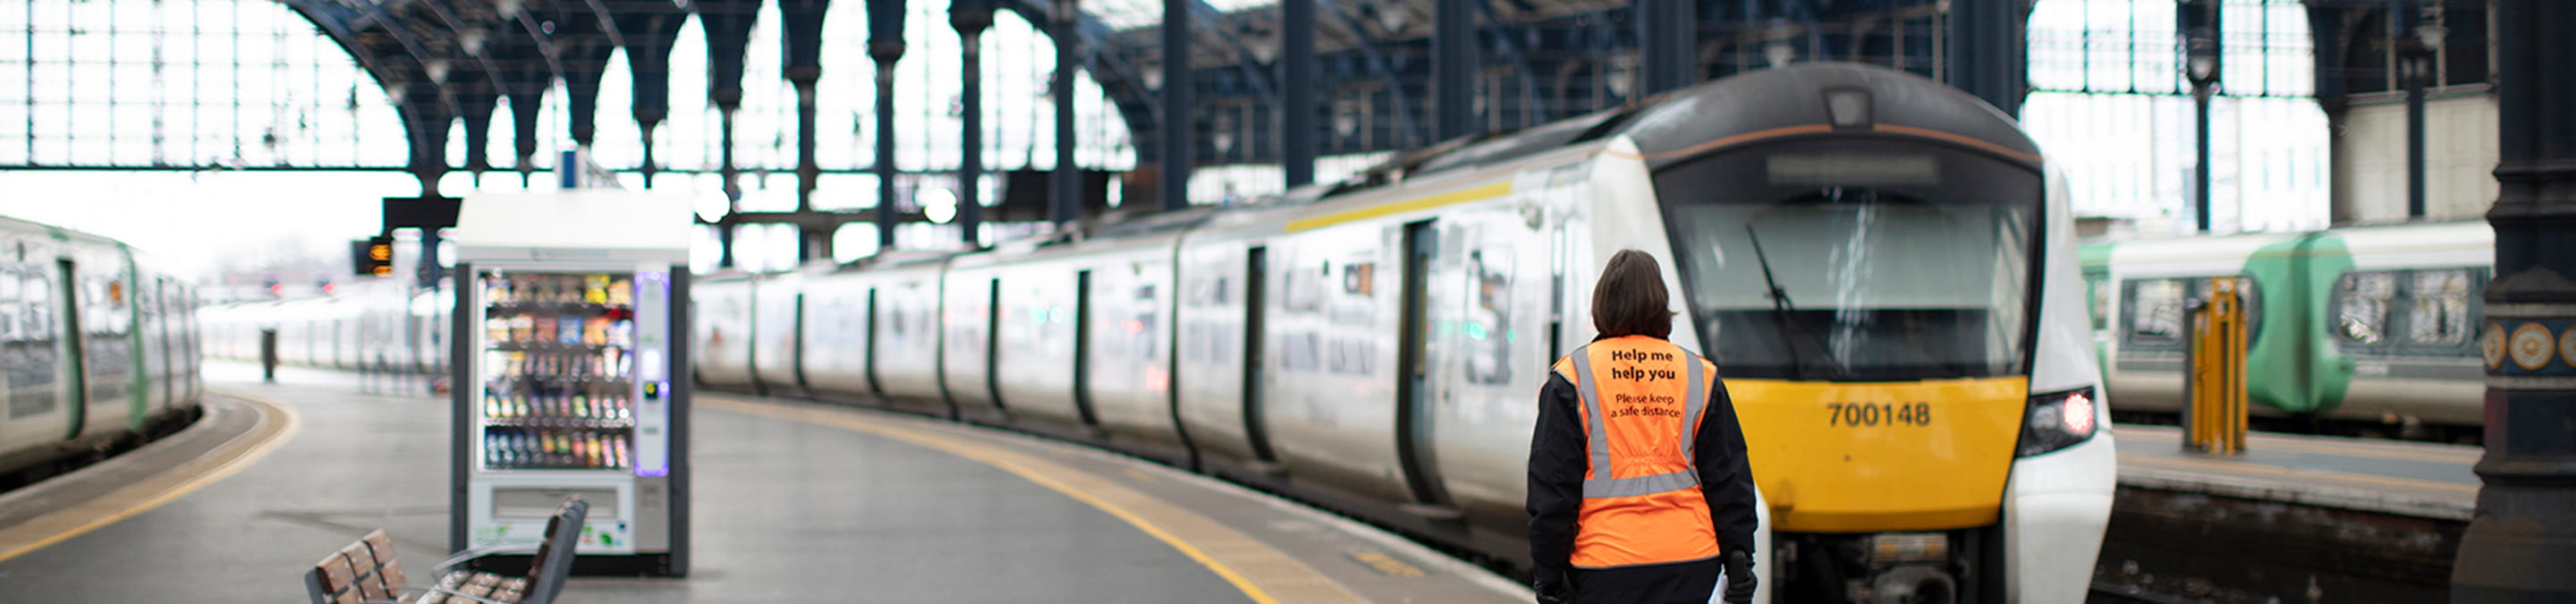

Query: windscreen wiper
1743;225;1830;379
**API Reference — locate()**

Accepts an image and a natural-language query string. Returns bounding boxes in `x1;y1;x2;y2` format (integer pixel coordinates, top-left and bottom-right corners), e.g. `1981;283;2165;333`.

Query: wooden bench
304;498;588;604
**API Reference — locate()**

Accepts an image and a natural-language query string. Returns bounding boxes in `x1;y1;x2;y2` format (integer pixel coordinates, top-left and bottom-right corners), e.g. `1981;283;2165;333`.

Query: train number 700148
1826;402;1933;427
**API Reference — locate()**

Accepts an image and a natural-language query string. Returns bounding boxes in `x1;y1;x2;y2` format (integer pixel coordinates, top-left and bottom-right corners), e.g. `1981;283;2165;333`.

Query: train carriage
0;217;204;482
691;63;2116;603
2087;220;2492;433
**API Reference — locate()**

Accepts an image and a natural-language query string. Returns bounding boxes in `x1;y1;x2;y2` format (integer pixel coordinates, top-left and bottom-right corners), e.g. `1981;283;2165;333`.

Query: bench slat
362;530;405;586
313;551;361;595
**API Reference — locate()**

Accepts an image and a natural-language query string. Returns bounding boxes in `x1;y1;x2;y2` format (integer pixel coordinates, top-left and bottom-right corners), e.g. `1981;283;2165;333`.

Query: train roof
774;63;2045;275
1618;63;2040;170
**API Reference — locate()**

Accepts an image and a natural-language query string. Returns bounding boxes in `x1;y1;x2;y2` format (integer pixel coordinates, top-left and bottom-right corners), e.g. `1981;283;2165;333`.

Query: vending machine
449;191;693;576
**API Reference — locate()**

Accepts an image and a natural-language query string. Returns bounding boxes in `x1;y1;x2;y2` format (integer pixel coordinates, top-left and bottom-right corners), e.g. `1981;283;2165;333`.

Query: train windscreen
1652;139;2043;381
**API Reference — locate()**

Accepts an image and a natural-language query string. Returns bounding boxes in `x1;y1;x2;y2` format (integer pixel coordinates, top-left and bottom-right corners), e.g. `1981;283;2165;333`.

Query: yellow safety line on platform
2122;426;2482;465
2118;452;2478;497
2245;438;2483;465
705;396;1370;604
0;393;301;564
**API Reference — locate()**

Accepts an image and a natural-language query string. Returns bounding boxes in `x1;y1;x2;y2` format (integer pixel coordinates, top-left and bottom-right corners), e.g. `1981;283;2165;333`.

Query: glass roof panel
1203;0;1279;12
1085;0;1166;30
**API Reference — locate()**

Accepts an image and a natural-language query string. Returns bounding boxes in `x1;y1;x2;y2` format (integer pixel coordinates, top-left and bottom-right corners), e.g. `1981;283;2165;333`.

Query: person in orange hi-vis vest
1529;250;1758;604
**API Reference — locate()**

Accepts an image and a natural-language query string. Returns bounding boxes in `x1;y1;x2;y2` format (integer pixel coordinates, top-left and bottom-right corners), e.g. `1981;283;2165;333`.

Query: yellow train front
1589;64;2117;602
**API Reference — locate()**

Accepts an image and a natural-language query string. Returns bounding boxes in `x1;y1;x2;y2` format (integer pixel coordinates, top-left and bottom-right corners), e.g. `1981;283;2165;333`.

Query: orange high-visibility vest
1552;336;1722;569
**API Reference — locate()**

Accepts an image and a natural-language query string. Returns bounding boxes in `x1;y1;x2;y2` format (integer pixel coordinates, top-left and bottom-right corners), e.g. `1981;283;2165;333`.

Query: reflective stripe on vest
1557;336;1722;569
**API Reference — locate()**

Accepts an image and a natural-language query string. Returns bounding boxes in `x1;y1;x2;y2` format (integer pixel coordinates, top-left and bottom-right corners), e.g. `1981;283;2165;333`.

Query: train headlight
2017;387;2101;457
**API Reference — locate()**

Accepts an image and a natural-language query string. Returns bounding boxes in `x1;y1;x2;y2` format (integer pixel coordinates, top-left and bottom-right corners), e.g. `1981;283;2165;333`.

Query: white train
0;216;205;485
692;63;2116;603
200;283;451;376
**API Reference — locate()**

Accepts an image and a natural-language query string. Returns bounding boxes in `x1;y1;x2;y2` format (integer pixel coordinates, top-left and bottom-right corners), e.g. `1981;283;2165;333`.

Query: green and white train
0;216;206;482
2082;220;2492;437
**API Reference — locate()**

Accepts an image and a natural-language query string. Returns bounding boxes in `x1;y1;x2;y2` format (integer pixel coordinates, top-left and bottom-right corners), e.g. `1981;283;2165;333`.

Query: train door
55;259;84;440
984;276;1005;413
1395;221;1453;509
791;291;809;393
863;287;883;398
1242;247;1279;464
1072;269;1104;429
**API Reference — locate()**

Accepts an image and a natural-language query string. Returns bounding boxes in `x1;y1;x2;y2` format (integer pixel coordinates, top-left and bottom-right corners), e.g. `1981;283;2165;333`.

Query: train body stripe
1282;182;1513;233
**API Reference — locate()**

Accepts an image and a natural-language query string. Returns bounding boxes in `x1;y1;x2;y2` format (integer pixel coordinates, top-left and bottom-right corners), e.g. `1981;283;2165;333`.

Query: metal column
1433;0;1476;142
1636;0;1693;97
2194;86;2214;233
2395;0;2429;219
1280;0;1316;188
1159;0;1191;211
872;0;910;250
699;1;758;268
2453;0;2576;600
2180;0;2221;233
785;0;832;260
1055;0;1082;223
954;0;994;246
1943;0;2028;118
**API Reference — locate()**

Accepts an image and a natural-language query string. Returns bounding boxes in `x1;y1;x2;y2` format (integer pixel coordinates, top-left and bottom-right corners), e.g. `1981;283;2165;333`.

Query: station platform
0;364;1529;603
2111;423;2479;520
2097;423;2479;602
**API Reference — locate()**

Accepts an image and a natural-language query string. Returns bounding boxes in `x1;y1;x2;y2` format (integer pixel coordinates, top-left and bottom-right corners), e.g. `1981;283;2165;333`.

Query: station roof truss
81;0;2485;175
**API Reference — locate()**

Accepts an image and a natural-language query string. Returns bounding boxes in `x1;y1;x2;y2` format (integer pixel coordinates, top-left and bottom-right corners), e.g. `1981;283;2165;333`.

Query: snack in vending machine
558;316;582;345
585;317;610;346
510;315;533;343
487;318;509;343
586;275;610;304
536;315;557;343
608;279;632;306
611;319;633;348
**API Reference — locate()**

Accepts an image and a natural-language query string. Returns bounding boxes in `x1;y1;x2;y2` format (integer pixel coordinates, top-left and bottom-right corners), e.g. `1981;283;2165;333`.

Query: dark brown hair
1591;250;1674;339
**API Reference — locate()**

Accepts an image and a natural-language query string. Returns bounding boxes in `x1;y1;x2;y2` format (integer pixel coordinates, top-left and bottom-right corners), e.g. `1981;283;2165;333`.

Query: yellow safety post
2183;276;2248;455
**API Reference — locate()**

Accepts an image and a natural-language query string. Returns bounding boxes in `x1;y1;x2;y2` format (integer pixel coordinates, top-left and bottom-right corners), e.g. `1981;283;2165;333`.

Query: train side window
1464;248;1513;385
2122;279;2186;350
2402;268;2479;352
2084;273;2111;332
2334;271;2396;348
2189;276;2261;347
0;268;18;341
23;271;49;341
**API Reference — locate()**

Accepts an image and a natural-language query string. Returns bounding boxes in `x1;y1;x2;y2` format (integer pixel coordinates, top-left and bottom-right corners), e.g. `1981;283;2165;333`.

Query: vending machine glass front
475;270;640;474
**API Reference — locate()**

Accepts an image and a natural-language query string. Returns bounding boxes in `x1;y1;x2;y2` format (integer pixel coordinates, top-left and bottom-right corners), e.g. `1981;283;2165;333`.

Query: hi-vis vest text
1552;336;1721;569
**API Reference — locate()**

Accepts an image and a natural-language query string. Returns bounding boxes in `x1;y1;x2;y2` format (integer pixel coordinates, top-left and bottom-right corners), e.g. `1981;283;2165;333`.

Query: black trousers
1571;557;1722;604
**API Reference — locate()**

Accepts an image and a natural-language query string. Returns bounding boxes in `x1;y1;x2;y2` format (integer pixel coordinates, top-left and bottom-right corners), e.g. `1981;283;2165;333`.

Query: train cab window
2404;269;2476;348
2334;271;2397;347
1654;138;2043;380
